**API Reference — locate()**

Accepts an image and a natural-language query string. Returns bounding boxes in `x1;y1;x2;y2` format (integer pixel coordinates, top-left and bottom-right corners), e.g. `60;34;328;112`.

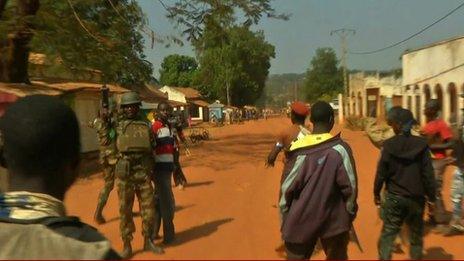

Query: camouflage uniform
115;115;160;256
92;117;118;223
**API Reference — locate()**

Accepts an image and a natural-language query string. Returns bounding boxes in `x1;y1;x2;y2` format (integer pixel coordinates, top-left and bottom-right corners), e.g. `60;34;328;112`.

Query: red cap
291;101;309;116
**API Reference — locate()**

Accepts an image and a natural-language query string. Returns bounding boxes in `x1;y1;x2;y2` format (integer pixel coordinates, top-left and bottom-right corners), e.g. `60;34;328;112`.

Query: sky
136;0;464;77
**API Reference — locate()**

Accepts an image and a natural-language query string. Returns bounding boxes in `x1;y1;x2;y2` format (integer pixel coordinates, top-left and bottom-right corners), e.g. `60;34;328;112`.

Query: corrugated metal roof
0;82;63;97
32;81;129;93
172;87;201;99
191;99;209;107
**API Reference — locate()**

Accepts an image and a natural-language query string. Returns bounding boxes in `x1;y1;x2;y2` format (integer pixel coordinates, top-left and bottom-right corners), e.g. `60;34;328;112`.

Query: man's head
290;101;310;124
157;101;173;122
392;108;417;135
120;92;141;119
424;99;440;121
0;95;81;200
386;106;403;126
310;101;334;133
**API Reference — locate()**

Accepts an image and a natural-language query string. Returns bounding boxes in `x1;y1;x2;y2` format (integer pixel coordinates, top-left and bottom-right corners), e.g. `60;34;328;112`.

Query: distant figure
0;95;120;259
281;101;358;260
375;108;436;260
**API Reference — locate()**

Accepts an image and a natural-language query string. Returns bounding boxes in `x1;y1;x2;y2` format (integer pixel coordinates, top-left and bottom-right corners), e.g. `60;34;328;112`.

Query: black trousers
285;231;349;260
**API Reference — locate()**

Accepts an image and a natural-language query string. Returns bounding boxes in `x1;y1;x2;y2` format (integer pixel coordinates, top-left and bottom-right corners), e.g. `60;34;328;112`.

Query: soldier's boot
144;237;164;254
93;202;106;224
121;241;133;259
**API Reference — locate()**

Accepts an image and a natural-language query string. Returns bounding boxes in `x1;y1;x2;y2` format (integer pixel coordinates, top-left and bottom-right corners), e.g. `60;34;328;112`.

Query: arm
429;139;454;150
374;149;388;205
266;142;284;167
421;149;437;203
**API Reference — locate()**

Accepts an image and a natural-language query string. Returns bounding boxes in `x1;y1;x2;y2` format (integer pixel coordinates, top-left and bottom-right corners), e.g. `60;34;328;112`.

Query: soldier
92;97;118;224
115;92;163;258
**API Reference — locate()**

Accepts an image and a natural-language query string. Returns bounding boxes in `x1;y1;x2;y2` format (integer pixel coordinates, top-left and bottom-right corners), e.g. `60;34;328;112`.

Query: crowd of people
0;92;462;260
267;98;464;260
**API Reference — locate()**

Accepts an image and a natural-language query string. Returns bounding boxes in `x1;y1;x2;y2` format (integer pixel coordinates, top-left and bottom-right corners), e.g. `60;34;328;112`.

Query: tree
0;0;152;86
303;48;343;103
195;26;275;106
159;54;198;87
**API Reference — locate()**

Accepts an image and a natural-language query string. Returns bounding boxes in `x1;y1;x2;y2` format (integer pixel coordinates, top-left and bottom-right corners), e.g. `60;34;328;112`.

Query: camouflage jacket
91;116;117;165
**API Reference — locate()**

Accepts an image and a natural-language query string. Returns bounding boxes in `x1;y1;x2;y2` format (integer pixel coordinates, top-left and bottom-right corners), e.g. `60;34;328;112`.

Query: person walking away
92;97;118;224
266;101;311;167
280;101;358;260
375;108;436;260
115;92;163;258
152;101;177;244
422;99;454;224
0;95;120;259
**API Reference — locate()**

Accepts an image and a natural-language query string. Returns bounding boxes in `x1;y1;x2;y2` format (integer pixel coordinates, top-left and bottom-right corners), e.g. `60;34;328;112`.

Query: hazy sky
136;0;464;77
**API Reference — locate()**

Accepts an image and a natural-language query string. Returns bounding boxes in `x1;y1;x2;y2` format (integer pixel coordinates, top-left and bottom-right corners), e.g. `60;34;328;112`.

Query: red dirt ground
65;117;462;260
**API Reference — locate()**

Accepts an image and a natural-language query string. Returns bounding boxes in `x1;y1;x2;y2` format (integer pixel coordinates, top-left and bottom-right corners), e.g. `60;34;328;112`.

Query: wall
68;91;100;153
160;86;187;103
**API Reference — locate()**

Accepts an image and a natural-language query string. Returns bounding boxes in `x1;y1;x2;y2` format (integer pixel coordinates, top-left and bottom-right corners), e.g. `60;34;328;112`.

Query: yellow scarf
289;133;333;151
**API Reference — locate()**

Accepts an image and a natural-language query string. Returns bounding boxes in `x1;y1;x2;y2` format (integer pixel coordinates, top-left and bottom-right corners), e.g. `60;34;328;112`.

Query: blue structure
208;101;225;121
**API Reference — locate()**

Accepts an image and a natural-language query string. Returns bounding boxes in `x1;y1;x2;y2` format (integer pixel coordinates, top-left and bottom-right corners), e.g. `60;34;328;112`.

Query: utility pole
331;28;355;116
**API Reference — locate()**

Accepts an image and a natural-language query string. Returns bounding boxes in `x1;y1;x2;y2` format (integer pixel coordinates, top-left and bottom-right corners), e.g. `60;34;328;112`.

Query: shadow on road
166;218;234;247
185;181;214;188
423;247;454;260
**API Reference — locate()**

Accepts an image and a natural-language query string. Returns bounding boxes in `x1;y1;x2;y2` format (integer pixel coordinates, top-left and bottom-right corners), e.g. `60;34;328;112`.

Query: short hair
386;106;403;124
310;101;334;124
157;101;172;111
0;95;80;177
425;99;440;111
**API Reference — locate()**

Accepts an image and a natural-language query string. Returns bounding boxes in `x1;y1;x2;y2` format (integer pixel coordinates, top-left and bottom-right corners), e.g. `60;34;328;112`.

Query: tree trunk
4;0;40;83
0;0;8;19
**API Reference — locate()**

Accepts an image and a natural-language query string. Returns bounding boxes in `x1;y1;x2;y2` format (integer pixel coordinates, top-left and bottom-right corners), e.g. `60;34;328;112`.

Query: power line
66;0;103;43
350;1;464;55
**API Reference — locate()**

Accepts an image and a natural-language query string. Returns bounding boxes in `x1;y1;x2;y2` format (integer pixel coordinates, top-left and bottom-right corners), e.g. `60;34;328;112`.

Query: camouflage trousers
117;177;155;243
451;168;464;219
96;163;115;208
378;193;425;260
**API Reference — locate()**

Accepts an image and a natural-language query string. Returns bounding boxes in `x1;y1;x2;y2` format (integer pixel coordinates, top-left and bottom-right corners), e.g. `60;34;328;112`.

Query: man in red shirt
422;99;454;224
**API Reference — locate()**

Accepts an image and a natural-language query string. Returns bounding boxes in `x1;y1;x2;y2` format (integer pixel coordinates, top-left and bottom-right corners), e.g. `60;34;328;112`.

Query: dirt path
65;117;463;260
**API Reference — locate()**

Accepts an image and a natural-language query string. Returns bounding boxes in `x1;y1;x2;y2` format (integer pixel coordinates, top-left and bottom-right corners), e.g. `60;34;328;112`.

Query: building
348;72;403;119
402;35;464;125
160;86;209;122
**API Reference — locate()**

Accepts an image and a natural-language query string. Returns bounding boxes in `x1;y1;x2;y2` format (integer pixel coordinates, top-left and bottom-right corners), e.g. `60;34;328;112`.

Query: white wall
160;86;187;103
403;37;464;87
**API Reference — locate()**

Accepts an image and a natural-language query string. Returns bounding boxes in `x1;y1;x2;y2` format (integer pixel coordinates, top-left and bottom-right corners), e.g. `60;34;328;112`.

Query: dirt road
65;117;463;259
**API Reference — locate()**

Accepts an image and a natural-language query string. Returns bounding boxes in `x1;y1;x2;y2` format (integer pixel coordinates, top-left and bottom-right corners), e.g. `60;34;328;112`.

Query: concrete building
348;72;403;119
160;86;209;122
402;35;464;125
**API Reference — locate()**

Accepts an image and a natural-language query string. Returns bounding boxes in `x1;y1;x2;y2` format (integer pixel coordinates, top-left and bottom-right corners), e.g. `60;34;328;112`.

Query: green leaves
29;0;152;86
159;54;198;87
303;48;343;103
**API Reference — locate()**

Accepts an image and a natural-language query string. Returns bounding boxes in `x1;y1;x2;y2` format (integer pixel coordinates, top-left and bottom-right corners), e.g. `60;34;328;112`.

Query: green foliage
303;47;343;103
195;26;275;106
29;0;152;86
164;0;289;43
159;54;198;87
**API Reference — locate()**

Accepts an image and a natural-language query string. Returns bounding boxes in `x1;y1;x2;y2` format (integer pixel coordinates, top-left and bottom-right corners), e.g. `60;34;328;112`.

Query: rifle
350;224;364;253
